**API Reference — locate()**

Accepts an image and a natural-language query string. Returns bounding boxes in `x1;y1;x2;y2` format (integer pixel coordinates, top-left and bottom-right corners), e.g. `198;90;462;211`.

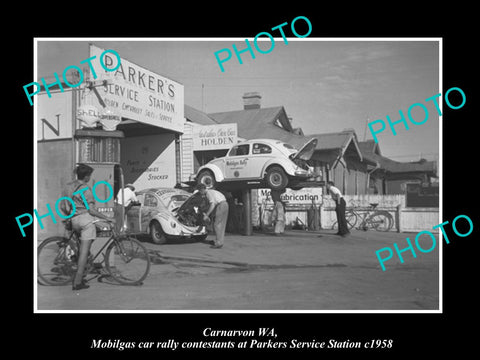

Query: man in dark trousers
326;181;350;237
196;184;229;249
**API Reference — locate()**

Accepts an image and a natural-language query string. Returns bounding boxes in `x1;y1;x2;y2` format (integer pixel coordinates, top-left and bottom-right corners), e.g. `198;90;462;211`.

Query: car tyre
197;170;216;189
150;220;167;244
265;166;288;190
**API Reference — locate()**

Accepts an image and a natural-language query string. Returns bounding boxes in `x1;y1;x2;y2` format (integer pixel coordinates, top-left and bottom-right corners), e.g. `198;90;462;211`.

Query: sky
36;38;440;162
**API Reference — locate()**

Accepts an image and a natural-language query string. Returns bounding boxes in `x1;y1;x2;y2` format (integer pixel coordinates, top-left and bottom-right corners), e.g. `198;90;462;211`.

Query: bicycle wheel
331;210;357;230
105;236;151;285
365;211;393;232
37;237;77;286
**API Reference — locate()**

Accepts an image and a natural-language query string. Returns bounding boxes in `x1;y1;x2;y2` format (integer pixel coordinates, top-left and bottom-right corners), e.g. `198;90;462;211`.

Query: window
252;143;272;154
144;194;158;207
228;144;249;156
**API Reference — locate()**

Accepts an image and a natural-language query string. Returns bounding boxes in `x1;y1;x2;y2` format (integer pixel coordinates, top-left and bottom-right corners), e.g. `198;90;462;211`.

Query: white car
194;138;318;190
125;188;208;244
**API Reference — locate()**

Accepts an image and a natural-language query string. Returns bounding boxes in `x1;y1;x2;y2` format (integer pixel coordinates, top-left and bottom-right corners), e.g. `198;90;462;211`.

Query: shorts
72;212;96;241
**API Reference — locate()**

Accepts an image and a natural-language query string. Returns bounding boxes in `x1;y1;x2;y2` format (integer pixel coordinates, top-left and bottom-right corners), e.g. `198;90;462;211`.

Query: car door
140;193;159;232
249;142;274;178
126;193;143;233
224;143;250;180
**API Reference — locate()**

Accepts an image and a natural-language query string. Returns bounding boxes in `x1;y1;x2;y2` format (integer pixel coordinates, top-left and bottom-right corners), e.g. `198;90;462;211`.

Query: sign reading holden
192;123;238;150
87;44;184;133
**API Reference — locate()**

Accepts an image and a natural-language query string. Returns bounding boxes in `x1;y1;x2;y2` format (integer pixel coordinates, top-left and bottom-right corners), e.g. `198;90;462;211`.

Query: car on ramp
194;138;319;191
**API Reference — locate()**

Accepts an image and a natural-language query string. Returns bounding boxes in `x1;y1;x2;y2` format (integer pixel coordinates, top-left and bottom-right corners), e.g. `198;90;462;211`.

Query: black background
7;4;478;357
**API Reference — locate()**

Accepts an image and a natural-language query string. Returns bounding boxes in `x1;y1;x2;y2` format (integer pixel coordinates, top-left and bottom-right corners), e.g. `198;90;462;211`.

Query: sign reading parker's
87;44;185;133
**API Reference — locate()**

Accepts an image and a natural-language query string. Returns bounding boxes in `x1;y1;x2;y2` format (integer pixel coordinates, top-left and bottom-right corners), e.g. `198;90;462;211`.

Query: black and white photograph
33;38;442;312
9;7;478;357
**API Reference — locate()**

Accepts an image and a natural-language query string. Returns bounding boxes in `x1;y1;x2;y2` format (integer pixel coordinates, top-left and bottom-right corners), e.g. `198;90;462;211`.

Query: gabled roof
305;130;363;162
358;140;382;156
185;104;218;125
209;106;291;130
208;106;309;149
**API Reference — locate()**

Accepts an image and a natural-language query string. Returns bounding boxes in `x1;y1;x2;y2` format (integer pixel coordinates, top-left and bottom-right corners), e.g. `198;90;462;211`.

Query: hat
125;183;135;190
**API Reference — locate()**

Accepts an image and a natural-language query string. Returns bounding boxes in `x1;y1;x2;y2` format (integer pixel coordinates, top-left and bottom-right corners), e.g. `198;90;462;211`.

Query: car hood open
291;138;318;161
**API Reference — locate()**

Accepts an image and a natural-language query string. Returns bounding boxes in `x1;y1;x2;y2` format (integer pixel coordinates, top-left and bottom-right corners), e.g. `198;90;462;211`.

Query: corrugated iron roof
184;104;218;125
370;153;436;174
209;106;285;129
209;106;309;148
358;140;382;156
358;140;436;175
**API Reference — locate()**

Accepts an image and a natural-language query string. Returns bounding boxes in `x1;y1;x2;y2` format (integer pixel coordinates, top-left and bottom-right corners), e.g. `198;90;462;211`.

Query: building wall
120;133;177;190
385;179;406;194
37;140;74;240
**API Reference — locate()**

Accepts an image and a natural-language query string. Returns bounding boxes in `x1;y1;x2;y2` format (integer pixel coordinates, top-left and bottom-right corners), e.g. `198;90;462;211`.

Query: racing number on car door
225;144;250;179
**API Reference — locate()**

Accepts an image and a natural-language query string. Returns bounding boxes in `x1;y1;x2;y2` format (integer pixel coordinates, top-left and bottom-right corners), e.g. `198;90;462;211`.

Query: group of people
59;164;230;291
269;181;350;238
61;164;349;291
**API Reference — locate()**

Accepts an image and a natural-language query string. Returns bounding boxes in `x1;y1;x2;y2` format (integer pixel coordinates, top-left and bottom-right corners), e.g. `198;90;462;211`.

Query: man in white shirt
196;184;229;248
116;184;138;208
326;181;350;237
114;184;139;231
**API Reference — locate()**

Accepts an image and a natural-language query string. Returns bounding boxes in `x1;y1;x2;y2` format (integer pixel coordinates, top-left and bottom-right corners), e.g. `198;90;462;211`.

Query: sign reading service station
88;45;185;133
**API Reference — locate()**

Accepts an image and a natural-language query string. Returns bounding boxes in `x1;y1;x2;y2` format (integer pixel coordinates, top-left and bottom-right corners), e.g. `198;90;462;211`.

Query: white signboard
37;90;73;140
192;123;237;150
121;133;176;190
87;45;184;133
257;187;323;205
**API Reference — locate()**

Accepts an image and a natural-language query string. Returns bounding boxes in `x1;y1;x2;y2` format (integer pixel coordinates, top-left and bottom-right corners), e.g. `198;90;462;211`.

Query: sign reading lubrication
88;45;184;133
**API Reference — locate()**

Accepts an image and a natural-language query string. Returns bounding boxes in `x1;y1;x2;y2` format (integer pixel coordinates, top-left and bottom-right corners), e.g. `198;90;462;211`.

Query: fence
254;193;440;233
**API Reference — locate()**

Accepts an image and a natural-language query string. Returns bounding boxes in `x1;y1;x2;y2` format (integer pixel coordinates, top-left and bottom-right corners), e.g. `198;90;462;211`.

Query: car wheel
150;221;167;244
265;166;288;190
197;170;216;189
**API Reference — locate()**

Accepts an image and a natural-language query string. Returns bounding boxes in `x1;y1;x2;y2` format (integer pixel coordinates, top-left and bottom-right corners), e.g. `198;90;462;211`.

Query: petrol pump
74;80;126;232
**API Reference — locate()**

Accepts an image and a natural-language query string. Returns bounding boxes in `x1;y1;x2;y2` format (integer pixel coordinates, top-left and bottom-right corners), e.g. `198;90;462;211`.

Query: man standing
196;184;229;249
60;164;115;290
114;184;139;231
326;181;350;237
271;189;286;235
116;184;139;211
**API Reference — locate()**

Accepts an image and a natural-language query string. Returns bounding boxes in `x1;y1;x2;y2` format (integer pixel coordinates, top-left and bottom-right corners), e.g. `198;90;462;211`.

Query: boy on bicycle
59;164;115;291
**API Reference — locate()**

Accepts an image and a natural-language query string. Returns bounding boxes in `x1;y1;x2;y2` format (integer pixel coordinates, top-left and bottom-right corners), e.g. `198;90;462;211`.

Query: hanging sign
87;44;185;133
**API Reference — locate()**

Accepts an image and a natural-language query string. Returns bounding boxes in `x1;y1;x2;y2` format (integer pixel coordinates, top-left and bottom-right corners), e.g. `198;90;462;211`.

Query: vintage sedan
125;187;208;244
194;138;319;190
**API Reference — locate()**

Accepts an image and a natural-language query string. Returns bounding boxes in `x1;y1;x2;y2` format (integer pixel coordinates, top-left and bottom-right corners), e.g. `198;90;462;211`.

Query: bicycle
37;220;151;286
332;201;394;232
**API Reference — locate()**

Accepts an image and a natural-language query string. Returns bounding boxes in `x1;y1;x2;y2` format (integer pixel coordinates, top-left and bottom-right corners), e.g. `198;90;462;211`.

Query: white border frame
33;37;442;314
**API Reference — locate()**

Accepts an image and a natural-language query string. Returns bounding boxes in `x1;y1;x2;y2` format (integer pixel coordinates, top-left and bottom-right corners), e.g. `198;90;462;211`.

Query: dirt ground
36;228;440;311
